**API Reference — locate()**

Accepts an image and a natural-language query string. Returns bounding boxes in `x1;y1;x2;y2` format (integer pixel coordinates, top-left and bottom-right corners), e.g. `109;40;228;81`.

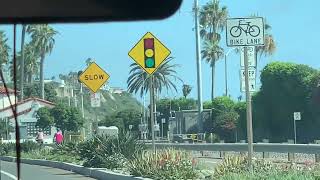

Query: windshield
1;0;320;180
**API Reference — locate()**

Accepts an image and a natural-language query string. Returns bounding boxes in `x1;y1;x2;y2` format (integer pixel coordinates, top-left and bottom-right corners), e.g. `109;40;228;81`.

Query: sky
1;0;320;102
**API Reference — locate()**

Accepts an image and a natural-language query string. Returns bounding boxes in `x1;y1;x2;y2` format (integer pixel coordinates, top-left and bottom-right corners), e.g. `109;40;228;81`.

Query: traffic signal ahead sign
79;62;110;93
128;32;171;75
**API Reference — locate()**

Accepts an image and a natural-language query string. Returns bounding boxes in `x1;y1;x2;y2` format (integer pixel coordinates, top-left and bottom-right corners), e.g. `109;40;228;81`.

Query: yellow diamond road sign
128;32;171;75
79;62;110;93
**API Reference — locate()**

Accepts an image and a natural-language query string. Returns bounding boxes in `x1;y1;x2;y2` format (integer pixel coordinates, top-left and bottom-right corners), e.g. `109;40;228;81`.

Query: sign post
293;112;301;144
226;17;264;170
129;32;171;153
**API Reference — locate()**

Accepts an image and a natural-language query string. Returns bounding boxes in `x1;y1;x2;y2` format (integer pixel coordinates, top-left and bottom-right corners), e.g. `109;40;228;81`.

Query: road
0;160;96;180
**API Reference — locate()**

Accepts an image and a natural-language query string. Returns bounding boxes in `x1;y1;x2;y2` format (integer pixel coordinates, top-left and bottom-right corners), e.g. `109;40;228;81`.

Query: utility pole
244;47;253;171
194;0;203;133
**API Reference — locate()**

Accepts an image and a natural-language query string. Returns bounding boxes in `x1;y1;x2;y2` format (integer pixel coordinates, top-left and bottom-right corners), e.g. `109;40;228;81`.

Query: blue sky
1;0;320;102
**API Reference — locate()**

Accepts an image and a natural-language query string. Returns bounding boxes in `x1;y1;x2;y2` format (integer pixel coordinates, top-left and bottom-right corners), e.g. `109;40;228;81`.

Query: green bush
20;141;40;153
0;143;15;155
205;133;220;143
128;148;199;180
77;133;145;169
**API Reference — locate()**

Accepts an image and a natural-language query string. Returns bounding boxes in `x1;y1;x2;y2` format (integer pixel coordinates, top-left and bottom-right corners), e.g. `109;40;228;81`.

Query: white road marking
1;170;18;180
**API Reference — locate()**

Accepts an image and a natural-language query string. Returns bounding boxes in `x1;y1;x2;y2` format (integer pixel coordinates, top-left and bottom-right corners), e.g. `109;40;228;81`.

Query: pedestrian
36;129;44;146
54;129;64;145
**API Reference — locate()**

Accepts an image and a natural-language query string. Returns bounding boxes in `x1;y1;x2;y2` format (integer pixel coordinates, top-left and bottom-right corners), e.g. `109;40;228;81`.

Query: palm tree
182;84;192;98
199;0;228;100
127;57;182;97
0;31;10;70
201;40;224;100
256;22;276;58
20;24;26;100
24;44;40;83
27;24;58;99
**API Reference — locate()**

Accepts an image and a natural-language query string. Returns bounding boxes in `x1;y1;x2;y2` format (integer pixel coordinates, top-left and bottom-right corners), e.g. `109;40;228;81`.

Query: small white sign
240;46;256;67
90;92;101;107
241;78;256;92
226;17;265;47
294;112;301;121
240;68;256;92
161;118;166;124
129;125;133;130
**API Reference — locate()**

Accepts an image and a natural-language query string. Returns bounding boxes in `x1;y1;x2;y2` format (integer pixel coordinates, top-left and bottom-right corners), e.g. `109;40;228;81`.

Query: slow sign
79;62;110;93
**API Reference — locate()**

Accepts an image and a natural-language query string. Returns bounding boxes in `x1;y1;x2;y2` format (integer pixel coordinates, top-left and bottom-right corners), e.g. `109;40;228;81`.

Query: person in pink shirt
54;129;64;145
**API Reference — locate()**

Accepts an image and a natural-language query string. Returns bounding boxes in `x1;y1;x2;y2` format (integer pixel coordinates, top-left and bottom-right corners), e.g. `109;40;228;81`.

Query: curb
0;156;151;180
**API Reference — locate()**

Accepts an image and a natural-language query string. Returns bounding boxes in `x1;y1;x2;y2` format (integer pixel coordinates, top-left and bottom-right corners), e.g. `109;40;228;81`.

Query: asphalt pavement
0;160;96;180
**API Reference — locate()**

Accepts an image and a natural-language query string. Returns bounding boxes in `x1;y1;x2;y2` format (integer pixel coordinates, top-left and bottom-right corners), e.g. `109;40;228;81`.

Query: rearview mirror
0;0;182;23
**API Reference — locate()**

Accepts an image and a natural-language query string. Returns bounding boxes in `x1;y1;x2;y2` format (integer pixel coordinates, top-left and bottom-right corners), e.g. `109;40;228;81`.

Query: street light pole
194;0;203;133
80;83;84;119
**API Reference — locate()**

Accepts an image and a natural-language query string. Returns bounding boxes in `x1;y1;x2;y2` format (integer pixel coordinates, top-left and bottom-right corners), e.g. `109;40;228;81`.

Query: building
0;97;55;140
169;109;212;136
0;87;17;109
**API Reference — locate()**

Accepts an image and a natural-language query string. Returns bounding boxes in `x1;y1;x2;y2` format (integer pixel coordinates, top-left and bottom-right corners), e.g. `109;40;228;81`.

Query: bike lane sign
226;17;265;47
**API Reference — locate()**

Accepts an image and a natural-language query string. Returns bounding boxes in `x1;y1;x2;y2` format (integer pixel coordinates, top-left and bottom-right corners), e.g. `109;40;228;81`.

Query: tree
253;62;319;142
36;107;54;130
127;57;182;97
24;82;57;102
255;19;276;58
20;25;27;100
50;103;84;132
199;0;228;100
201;40;224;100
182;84;192;98
215;110;239;142
27;25;58;99
0;31;10;70
99;109;141;132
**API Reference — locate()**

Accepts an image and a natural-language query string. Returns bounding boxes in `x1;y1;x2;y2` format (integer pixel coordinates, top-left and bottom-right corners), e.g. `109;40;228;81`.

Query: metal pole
161;122;164;138
244;46;253;170
225;54;228;96
294;119;297;144
150;76;155;152
80;83;84;118
194;0;203;133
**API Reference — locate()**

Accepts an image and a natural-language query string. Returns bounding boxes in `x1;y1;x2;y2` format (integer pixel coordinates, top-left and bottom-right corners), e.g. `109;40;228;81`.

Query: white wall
0;94;16;109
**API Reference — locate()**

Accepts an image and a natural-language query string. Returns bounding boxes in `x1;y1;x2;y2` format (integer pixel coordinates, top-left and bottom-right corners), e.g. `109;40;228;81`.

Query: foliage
24;82;58;102
99;109;141;132
0;120;13;139
128;148;199;180
0;143;15;156
253;62;320;142
0;31;10;66
182;84;192;98
127;57;182;97
215;110;239;131
51;103;85;132
77;133;145;169
36;107;54;129
27;24;58;99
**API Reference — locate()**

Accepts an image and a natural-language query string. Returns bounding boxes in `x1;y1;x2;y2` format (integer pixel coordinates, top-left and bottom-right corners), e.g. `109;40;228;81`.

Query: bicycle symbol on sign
230;20;260;38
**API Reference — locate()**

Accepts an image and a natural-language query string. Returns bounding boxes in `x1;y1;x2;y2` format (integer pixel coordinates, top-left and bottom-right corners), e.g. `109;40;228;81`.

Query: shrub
20;141;40;153
128;148;199;180
77;133;145;169
0;143;15;155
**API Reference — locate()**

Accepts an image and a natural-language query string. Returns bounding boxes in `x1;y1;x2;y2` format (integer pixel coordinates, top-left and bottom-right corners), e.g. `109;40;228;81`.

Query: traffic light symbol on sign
144;38;155;68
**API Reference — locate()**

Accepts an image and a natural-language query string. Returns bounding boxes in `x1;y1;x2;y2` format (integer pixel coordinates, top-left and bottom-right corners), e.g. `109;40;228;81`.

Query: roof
0;97;55;112
0;86;16;94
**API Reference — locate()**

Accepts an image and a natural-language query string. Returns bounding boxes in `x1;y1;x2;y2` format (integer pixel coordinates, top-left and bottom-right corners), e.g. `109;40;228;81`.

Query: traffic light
144;38;155;68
